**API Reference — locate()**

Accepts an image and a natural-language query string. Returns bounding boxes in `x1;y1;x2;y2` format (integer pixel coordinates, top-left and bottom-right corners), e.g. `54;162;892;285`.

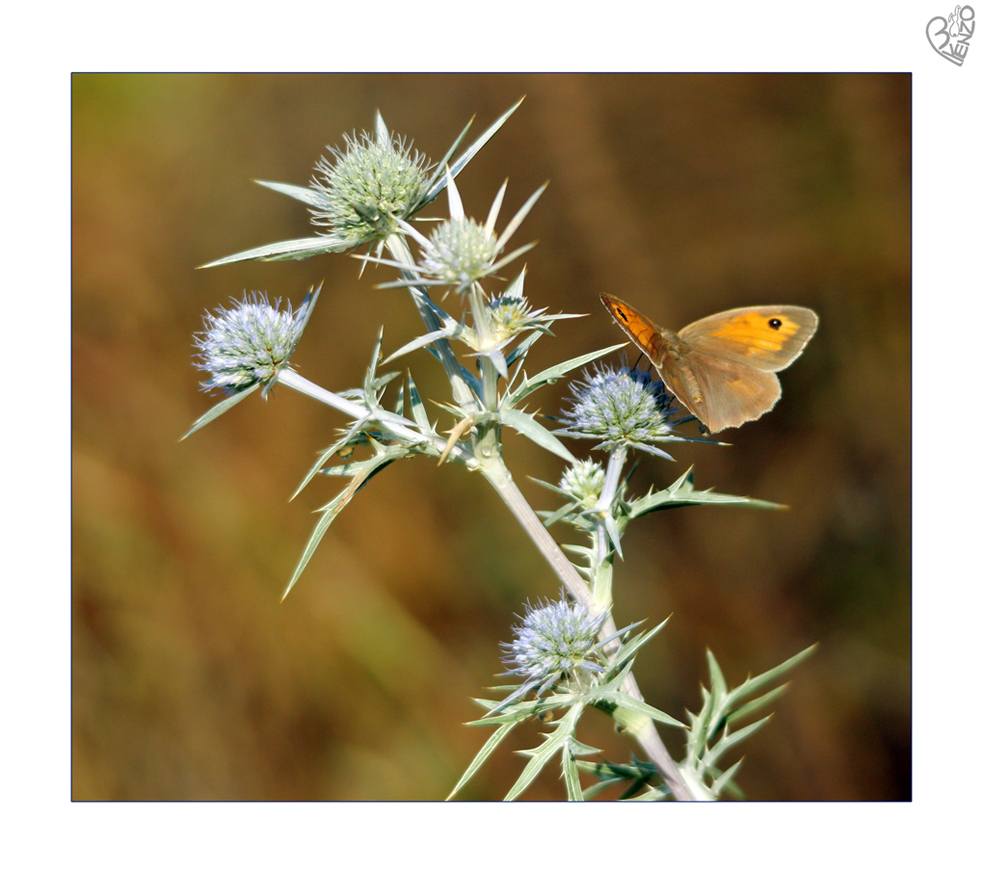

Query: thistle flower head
309;130;432;248
194;291;315;395
502;598;608;694
487;286;536;335
420;216;501;286
396;175;543;295
558;458;607;509
456;273;556;354
555;364;682;457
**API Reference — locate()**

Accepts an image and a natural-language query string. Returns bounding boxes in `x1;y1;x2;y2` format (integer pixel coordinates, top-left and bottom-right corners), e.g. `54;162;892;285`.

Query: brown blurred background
72;73;911;801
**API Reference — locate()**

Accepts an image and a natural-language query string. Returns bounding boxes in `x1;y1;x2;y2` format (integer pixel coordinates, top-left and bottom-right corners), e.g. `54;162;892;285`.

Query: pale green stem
468;285;499;412
384;234;476;412
275;368;473;467
480;452;594;607
592;444;628;602
597;445;627;512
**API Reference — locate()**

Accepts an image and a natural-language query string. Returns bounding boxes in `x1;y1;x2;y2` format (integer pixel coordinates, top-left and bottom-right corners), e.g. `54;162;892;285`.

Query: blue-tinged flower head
556;363;682;457
559;458;607;509
194;291;315;396
502;598;608;693
309;130;433;248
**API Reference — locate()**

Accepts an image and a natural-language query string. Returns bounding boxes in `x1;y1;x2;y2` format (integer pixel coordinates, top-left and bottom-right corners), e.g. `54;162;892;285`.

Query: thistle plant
187;98;815;801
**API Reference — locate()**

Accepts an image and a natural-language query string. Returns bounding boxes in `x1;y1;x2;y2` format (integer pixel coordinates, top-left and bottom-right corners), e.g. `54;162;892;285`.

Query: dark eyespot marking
768;318;782;329
616;306;627;320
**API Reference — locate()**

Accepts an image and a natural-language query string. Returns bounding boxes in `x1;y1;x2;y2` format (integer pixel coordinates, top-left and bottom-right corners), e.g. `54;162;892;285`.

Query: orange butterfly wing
679;306;818;371
675;306;818;431
601;295;818;433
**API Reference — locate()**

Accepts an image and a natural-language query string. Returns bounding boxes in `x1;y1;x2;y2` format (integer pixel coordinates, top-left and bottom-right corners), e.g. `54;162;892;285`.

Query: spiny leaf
710;759;744;797
290;419;368;500
421;97;525;209
603;618;670;673
707;649;729;697
362;327;385;397
566;737;603;757
561;743;584;801
405;372;432;432
703;649;730;738
581;776;625;801
498;408;576;463
180;383;262;440
281;444;403;600
725;683;790;726
603;512;623;559
727;644;817;708
596;690;687;729
629;466;785;517
383;325;460;363
505;343;625;406
254;179;327;207
373;110;391;147
446;722;517;800
623;784;673;801
539;501;579;528
199;235;349;268
467;698;548;726
687;688;714;759
703;715;772;771
504;705;582;801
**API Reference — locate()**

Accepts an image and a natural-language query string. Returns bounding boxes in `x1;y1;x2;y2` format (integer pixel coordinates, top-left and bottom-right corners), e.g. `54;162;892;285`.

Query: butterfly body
600;294;818;433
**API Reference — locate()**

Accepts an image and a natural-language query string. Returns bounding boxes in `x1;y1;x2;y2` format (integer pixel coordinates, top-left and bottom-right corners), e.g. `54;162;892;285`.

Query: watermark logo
927;4;975;65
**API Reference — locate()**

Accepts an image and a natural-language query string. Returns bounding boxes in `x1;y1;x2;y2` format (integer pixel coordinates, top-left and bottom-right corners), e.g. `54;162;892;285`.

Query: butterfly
600;294;818;433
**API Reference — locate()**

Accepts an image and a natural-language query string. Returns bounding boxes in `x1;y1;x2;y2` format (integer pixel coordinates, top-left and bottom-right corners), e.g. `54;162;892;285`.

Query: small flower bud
420;216;500;286
559;459;607;509
391;175;542;296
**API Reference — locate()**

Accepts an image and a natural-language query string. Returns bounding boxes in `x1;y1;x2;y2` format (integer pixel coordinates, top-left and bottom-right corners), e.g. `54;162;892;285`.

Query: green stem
384;234;476;412
597;445;627;513
276;368;473;466
591;445;628;608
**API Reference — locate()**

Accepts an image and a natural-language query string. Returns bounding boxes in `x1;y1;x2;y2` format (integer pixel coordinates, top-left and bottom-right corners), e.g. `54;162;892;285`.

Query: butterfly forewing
599;293;672;366
679;306;818;372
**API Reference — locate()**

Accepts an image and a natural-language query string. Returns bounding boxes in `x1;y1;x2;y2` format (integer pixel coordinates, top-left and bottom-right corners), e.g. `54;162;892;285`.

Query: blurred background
72;73;910;801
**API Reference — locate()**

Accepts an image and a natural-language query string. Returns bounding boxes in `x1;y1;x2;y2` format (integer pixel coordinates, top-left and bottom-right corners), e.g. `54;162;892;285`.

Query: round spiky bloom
559;459;607;509
419;216;500;286
502;598;608;692
389;175;542;296
309;131;432;248
194;292;312;395
556;364;681;456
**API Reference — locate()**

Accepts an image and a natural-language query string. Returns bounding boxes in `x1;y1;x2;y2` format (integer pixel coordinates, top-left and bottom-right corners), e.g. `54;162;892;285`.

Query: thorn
438;415;475;465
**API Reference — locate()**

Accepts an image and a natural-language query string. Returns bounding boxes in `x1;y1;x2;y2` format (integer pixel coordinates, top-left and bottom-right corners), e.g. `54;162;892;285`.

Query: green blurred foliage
72;73;910;800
